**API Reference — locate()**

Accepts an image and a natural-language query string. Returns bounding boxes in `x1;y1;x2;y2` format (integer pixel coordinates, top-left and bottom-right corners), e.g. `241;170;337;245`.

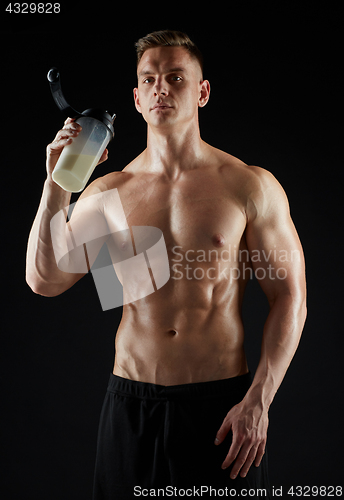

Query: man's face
134;46;209;130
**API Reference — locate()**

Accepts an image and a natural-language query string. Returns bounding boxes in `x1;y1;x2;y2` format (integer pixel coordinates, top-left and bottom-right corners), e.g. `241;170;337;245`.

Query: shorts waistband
106;372;252;400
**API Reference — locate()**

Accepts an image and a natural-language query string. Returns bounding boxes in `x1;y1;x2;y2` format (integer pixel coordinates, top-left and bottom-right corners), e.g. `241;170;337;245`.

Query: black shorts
93;372;271;499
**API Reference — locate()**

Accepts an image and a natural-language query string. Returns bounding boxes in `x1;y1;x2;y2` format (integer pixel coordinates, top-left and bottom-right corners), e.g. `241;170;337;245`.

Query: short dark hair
135;30;204;75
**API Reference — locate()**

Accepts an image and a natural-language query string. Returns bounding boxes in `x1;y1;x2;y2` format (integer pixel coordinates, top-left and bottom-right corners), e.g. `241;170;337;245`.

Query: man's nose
154;78;168;96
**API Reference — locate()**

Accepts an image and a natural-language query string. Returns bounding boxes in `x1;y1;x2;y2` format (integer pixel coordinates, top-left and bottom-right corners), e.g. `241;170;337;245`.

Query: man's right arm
26;118;108;297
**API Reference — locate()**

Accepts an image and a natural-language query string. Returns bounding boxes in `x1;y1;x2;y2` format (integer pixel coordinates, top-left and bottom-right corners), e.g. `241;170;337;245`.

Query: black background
1;3;343;498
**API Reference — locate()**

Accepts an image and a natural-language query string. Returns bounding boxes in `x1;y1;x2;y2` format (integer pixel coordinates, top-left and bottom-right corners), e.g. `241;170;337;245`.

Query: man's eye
171;76;182;81
143;78;154;84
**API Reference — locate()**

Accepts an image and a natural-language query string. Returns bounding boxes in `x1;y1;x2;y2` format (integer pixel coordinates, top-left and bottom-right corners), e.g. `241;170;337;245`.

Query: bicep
245;174;306;304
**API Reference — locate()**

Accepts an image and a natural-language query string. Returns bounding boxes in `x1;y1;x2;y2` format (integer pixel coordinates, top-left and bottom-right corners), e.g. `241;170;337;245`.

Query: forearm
245;293;307;409
26;178;72;295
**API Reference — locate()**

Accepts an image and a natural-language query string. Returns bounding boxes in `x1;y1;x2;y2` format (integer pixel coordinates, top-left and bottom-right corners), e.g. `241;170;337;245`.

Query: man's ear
133;88;142;114
198;80;210;108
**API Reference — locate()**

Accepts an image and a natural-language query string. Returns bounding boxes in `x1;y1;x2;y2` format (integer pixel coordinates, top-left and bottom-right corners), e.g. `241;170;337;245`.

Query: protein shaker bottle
47;68;116;192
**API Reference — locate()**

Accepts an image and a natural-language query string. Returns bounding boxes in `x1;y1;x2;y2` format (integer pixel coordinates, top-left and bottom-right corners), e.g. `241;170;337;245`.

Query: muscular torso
98;144;254;385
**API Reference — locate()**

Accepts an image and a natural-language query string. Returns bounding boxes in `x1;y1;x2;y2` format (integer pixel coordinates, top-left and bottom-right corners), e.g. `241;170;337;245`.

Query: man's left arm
215;167;307;479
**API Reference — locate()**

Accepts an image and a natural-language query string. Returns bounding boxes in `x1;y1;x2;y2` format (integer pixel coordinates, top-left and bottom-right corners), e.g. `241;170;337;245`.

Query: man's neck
144;122;206;180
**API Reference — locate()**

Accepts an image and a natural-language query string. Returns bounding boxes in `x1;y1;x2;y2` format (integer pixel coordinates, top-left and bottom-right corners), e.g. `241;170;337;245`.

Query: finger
46;137;73;156
52;124;81;144
254;440;266;468
53;130;77;143
227;443;252;479
221;438;242;470
215;419;232;446
97;148;108;165
60;121;82;135
64;117;75;125
239;445;258;478
63;120;81;131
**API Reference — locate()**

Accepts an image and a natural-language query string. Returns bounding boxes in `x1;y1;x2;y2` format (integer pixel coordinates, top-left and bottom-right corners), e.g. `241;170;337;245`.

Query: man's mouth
151;103;173;110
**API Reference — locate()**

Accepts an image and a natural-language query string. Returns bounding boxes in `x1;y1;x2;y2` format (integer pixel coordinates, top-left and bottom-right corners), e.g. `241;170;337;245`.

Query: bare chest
105;172;247;260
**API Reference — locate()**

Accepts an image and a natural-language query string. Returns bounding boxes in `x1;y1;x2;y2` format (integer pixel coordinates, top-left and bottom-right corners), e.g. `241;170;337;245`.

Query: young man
26;31;307;498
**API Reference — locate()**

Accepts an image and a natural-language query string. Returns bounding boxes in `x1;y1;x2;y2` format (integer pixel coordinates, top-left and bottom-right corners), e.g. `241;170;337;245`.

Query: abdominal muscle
112;276;249;386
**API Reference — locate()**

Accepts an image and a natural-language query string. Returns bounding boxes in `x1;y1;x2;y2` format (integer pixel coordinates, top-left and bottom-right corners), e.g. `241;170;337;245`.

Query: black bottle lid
47;68;116;139
81;108;116;137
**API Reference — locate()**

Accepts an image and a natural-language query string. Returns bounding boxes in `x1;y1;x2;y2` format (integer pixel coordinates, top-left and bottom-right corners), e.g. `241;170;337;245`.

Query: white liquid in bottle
52;153;98;192
51;116;113;192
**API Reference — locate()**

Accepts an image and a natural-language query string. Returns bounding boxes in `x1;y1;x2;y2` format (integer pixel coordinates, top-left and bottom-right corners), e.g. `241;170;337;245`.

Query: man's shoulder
94;171;132;191
90;152;147;193
83;163;138;197
212;147;275;186
211;147;287;217
212;148;274;189
235;165;288;221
